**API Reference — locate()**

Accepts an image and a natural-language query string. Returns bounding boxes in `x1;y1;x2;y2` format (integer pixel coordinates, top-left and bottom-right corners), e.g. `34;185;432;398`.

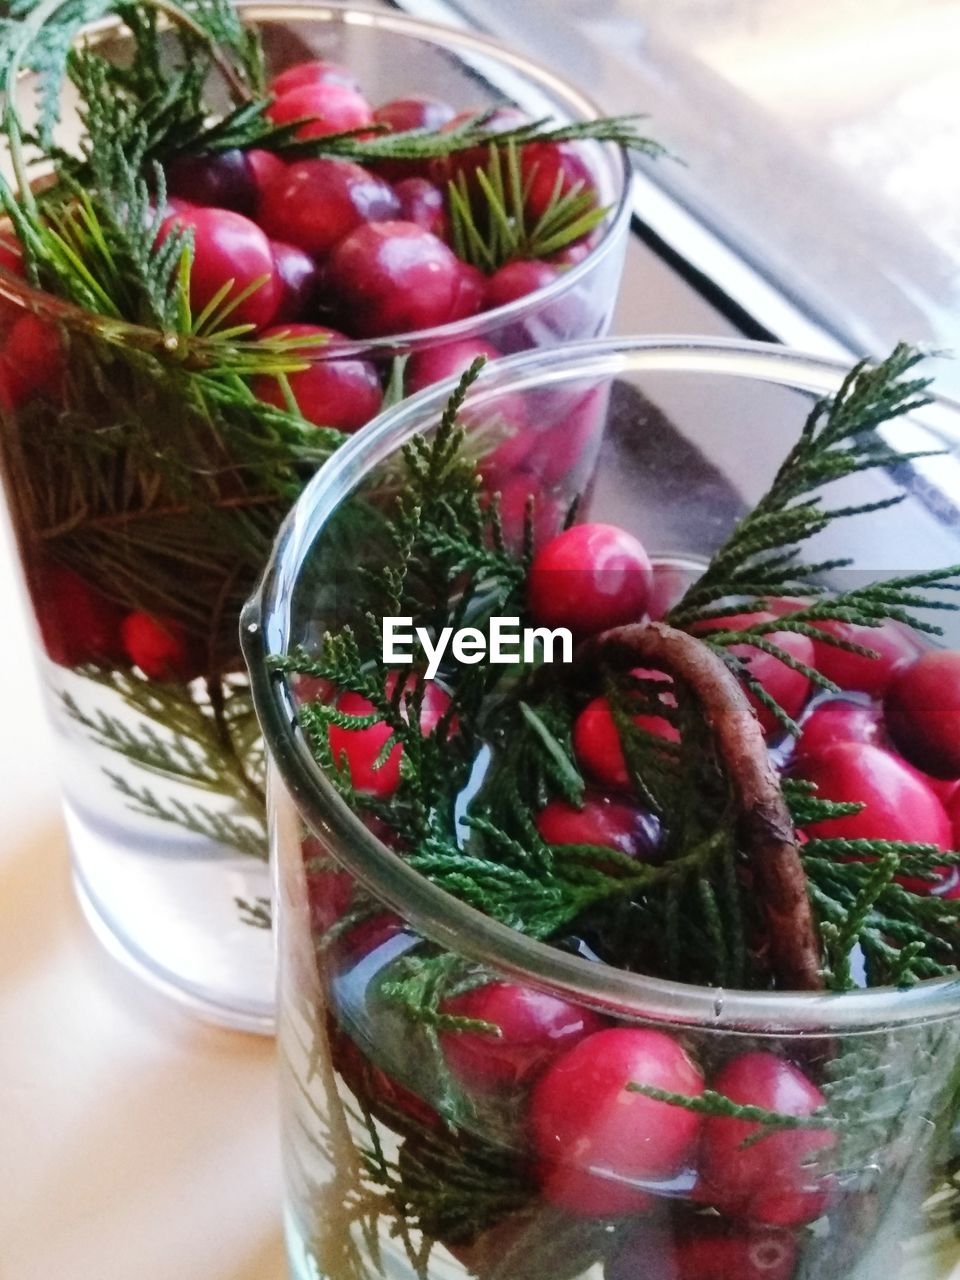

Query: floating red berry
797;741;951;850
121;611;199;682
521;140;598;222
257;158;399;258
484;259;561;310
327;221;484;337
327;673;453;797
165;148;255;216
436;106;529;190
795;696;881;760
406;337;500;395
253;324;382;432
811;618;918;696
162;205;280;330
269;59;361;97
438;982;603;1093
529;1026;704;1216
527;523;653;638
246;148;286;204
699;1051;835;1227
33;563;123;667
267;81;374;140
573;669;677;791
269;241;322;323
694;611;814;737
373;95;455;133
1;311;63;406
884;650;960;779
392;177;448;239
535;792;661;863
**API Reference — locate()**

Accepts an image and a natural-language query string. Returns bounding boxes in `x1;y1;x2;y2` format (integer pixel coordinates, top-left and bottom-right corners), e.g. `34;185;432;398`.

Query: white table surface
0;237;732;1280
0;501;287;1280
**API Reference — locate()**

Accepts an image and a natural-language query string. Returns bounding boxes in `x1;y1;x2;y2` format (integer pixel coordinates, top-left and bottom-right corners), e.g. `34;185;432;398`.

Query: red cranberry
521;141;598;222
694;611;814;737
884;650;960;779
406;337;500;394
165;148;254;216
267;81;374;140
257;158;399;258
121;611;199;682
484;259;560;310
246;148;285;203
700;1052;835;1227
797;741;951;850
327;673;452;796
573;677;678;792
435;107;529;189
327;221;484;337
373;96;455;133
392;177;448;239
293;673;335;705
371;98;457;180
529;1026;704;1216
811;618;918;696
438;982;604;1093
33;564;123;667
535;793;661;863
253;324;381;432
162;205;280;329
527;523;653;637
1;311;63;405
269;60;361;97
269;240;322;322
795;696;882;760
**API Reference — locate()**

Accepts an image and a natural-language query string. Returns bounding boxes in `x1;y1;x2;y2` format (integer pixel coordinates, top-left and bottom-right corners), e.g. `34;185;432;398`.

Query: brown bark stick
577;620;823;992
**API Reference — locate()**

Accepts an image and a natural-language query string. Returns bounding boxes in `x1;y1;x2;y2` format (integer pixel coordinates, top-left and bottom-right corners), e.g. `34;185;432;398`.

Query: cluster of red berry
159;59;600;432
301;516;960;1275
0;58;608;690
312;866;824;1278
319;519;960;895
32;562;200;681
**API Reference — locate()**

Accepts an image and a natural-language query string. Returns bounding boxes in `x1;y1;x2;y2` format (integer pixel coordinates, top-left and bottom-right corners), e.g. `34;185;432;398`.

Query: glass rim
0;0;631;353
243;335;960;1032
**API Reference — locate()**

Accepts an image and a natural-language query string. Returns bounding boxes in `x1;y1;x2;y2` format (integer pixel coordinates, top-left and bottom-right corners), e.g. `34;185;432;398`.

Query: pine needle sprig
447;140;607;271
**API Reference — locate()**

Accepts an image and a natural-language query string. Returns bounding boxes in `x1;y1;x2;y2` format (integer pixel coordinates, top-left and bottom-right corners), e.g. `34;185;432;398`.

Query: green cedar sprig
281;349;960;994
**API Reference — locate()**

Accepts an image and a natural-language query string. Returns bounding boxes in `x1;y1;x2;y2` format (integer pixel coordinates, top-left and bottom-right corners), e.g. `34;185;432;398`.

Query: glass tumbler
0;1;630;1030
244;338;960;1277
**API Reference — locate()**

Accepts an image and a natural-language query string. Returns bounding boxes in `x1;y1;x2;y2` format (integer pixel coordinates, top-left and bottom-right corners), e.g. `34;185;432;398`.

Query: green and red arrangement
258;347;960;1278
0;0;649;1019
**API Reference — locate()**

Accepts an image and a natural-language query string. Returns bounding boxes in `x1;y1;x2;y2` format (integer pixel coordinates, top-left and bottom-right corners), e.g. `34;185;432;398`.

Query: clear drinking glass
0;2;630;1030
244;338;960;1277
